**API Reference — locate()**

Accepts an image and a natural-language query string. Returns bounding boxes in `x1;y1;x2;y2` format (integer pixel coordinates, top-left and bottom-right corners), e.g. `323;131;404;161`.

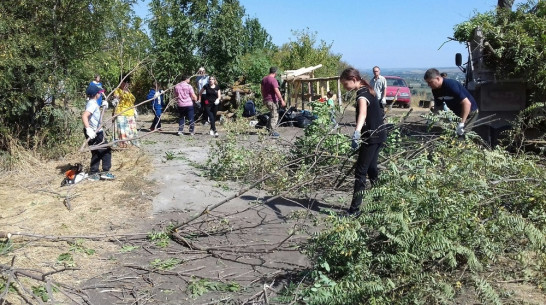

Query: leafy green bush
205;120;287;189
292;101;350;163
301;137;545;304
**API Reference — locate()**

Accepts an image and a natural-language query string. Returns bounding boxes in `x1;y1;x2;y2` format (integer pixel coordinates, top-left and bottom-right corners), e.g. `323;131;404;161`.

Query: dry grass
0;145;156;304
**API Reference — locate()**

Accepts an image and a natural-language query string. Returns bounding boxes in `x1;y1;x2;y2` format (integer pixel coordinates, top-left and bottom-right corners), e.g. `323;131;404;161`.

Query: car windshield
386;78;406;87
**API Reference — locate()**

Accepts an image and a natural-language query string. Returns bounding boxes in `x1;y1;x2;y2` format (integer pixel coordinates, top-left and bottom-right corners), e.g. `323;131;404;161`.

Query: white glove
102;101;108;109
86;127;97;139
351;130;361;150
112;98;119;107
456;122;465;136
214;98;220;105
134;109;138;119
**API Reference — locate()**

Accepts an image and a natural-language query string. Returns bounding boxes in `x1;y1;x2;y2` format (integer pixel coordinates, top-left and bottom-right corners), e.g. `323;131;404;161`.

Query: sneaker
190;132;195;136
214;131;219;137
87;173;100;181
347;209;361;217
100;172;115;180
178;131;184;136
271;131;280;138
209;130;215;136
157;128;162;131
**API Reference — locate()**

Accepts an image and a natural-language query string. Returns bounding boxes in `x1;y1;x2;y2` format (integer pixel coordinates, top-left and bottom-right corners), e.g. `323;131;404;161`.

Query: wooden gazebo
281;64;342;110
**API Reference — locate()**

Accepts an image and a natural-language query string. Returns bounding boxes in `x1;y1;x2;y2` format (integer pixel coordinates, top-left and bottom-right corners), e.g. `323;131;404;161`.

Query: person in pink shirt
174;75;197;135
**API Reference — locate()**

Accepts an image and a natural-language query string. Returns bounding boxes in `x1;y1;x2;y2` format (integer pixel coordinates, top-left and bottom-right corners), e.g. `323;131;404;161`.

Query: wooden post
284;81;292;108
310;81;314;105
337;77;342;105
301;81;305;110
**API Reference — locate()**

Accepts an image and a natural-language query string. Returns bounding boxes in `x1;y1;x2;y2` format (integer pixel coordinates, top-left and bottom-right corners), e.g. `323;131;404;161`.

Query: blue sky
133;0;528;69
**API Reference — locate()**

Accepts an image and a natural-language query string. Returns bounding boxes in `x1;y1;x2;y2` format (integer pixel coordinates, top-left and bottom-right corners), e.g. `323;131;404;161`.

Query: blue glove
351;130;361;150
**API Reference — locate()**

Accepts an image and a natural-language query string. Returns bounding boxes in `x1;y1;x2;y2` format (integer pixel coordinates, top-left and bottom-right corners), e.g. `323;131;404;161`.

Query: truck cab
456;27;527;146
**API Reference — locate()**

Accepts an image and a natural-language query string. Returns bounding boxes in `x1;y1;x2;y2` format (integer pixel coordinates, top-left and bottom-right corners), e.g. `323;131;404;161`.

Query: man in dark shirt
424;68;479;136
261;67;286;137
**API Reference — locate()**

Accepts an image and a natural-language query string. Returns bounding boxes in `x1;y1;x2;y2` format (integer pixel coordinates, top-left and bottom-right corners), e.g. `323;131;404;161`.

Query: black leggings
349;142;382;213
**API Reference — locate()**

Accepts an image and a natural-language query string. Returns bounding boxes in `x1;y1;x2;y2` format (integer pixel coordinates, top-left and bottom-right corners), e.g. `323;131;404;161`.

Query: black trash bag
255;113;270;129
294;114;312;128
278;107;297;127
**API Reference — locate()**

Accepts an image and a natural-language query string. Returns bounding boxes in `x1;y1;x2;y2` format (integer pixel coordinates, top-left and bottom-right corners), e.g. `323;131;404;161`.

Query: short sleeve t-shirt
113;88;136;116
202;83;219;103
196;75;209;94
85;99;101;130
174;81;195;107
356;87;387;144
261;75;279;102
370;76;387;103
433;78;478;117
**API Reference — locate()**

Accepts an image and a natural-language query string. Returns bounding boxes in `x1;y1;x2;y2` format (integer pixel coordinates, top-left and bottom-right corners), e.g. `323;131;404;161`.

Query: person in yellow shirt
113;75;138;148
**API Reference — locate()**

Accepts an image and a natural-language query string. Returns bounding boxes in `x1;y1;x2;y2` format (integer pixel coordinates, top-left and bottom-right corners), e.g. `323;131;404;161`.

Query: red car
384;76;411;108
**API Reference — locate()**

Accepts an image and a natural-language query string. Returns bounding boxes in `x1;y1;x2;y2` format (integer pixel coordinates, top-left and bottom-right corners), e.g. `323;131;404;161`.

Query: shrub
302;136;545;304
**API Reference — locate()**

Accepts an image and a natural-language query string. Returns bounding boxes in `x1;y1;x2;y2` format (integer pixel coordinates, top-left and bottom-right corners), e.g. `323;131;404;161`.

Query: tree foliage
453;0;546;102
302;136;545;304
274;29;345;78
0;0;148;154
149;0;251;84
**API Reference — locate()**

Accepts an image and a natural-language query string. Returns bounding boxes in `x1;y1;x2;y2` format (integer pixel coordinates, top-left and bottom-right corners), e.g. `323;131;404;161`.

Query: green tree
241;17;275;54
149;0;203;84
199;0;246;82
274;29;343;78
0;0;148;154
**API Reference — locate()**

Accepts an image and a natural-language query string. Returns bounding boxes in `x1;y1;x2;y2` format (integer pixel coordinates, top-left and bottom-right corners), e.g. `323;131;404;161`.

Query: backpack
243;100;257;117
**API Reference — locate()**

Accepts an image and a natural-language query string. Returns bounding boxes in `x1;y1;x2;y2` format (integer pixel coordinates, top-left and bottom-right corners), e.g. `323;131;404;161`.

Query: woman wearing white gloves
340;67;387;216
198;75;221;137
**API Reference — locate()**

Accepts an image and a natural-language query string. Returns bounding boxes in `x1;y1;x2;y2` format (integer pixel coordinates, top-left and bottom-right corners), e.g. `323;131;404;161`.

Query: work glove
85;127;97;140
111;98;119;107
214;98;220;105
456;122;465;136
351;130;361;150
102;100;108;109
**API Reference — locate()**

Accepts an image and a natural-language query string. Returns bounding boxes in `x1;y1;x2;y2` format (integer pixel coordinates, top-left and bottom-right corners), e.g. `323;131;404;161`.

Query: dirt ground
0;109;352;304
2;106;544;304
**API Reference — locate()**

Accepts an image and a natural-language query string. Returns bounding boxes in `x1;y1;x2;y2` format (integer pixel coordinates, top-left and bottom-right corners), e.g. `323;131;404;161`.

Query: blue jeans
178;106;195;133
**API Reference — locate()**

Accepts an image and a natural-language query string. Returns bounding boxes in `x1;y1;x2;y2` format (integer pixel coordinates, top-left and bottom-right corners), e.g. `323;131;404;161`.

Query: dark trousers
349;142;382;213
150;109;162;129
178;106;195;132
204;104;217;132
84;130;112;174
